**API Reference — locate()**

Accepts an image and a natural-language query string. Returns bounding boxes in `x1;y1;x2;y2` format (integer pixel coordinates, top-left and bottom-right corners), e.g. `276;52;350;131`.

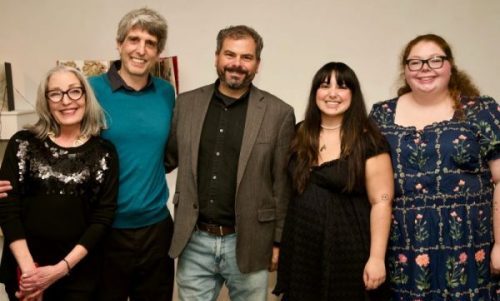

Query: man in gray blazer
166;25;295;301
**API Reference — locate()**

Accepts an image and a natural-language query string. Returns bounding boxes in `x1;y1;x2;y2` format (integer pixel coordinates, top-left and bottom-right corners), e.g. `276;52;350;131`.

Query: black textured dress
274;141;391;301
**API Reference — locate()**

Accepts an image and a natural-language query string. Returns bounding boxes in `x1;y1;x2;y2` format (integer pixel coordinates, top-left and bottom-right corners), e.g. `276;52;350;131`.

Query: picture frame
57;56;179;96
0;62;15;111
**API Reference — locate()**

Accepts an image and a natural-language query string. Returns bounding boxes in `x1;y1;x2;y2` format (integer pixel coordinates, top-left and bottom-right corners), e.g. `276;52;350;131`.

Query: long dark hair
397;34;480;118
291;62;385;193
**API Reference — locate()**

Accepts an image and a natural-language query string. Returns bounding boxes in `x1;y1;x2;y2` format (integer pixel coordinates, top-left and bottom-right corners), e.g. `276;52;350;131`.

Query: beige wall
0;0;499;119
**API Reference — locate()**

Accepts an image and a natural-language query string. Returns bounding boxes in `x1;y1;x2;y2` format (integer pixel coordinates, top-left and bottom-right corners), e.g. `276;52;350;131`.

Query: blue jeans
176;230;268;301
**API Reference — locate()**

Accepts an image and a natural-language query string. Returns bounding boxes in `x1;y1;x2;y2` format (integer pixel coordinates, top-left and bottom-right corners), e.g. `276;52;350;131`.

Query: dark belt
196;222;235;236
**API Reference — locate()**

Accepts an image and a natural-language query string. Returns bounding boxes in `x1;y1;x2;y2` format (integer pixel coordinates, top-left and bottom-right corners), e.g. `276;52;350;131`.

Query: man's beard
217;66;255;90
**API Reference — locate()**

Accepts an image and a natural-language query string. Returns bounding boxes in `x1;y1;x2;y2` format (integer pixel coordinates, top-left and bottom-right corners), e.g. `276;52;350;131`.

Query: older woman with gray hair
0;65;118;300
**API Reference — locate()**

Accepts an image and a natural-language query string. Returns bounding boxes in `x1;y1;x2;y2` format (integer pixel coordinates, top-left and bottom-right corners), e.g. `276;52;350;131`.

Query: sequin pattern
15;135;113;197
16;140;29;182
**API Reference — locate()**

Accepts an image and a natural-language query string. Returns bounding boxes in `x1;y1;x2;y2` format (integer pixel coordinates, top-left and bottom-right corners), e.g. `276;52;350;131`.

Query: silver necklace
320;124;341;130
319;124;341;151
48;132;89;147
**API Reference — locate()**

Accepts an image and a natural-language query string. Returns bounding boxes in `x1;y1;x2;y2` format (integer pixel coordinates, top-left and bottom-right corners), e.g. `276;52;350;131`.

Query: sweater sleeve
77;141;119;251
0;131;29;244
273;107;296;243
473;96;500;162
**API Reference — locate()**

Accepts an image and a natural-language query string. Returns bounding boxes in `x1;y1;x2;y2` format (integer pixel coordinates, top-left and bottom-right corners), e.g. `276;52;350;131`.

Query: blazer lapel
236;86;266;191
189;85;214;182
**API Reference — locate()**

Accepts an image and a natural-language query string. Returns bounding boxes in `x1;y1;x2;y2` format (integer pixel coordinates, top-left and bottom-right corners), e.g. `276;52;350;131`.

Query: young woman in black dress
274;62;393;301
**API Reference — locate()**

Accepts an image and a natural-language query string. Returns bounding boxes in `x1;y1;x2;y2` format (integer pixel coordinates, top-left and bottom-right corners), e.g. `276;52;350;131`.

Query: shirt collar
213;80;251;107
107;60;154;92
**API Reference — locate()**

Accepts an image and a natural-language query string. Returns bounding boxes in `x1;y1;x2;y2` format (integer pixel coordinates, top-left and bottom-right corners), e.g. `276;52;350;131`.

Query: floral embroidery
415;183;428;194
475;210;488;237
475;249;487;285
445;252;468;288
449;211;463;241
476;120;499;158
390;253;409;285
407;137;428;169
415;254;431;291
452;134;470;164
463;99;479;119
414;213;429;242
452;179;469;193
375;103;392;125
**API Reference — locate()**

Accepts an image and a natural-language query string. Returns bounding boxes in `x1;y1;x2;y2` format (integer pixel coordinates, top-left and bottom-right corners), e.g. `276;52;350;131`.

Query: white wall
1;0;499;119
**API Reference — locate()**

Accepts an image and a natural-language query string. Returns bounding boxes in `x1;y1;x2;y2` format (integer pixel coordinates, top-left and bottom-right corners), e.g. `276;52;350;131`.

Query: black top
0;130;118;290
274;133;391;301
197;81;250;226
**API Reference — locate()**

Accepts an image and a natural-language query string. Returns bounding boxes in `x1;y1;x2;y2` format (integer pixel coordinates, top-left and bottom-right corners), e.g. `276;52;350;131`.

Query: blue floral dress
370;96;500;301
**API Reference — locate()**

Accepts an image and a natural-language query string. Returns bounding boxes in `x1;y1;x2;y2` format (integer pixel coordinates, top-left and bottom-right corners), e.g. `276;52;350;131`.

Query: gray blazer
166;83;295;273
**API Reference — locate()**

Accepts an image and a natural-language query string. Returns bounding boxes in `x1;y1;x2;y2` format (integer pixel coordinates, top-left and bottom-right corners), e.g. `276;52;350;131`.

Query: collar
213;80;252;107
107;60;154;92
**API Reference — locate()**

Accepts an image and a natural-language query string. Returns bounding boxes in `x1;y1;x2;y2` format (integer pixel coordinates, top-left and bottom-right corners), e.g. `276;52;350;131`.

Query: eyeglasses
405;56;448;71
46;87;85;103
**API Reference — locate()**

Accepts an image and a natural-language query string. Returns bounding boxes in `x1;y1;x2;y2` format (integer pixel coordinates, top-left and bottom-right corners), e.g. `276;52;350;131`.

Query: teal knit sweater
89;74;175;228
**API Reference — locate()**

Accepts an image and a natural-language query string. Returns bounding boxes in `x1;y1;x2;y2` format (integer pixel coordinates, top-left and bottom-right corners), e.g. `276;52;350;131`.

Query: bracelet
62;258;71;275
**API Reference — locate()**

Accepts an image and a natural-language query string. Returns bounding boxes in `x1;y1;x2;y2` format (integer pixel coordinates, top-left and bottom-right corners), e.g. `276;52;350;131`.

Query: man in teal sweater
0;8;175;299
88;8;175;300
0;7;175;300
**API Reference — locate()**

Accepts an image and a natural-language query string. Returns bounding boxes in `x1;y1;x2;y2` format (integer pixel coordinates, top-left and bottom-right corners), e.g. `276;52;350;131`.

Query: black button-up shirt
197;82;250;226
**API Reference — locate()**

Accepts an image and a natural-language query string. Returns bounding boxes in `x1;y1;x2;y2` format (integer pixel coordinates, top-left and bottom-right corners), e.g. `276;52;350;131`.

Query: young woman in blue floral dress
370;34;500;301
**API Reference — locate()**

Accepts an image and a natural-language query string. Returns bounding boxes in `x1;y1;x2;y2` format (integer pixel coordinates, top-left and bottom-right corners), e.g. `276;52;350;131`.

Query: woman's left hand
363;257;386;290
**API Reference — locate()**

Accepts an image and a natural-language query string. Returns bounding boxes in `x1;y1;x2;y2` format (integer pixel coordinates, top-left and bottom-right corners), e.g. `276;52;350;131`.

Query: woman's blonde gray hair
26;65;106;139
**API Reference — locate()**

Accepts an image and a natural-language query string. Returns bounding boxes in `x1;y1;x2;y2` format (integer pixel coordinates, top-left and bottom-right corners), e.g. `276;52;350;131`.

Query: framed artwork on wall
0;62;15;111
57;57;179;96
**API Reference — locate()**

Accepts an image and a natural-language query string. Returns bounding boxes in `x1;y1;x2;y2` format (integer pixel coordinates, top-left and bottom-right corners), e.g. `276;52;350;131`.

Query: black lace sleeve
0;131;32;244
